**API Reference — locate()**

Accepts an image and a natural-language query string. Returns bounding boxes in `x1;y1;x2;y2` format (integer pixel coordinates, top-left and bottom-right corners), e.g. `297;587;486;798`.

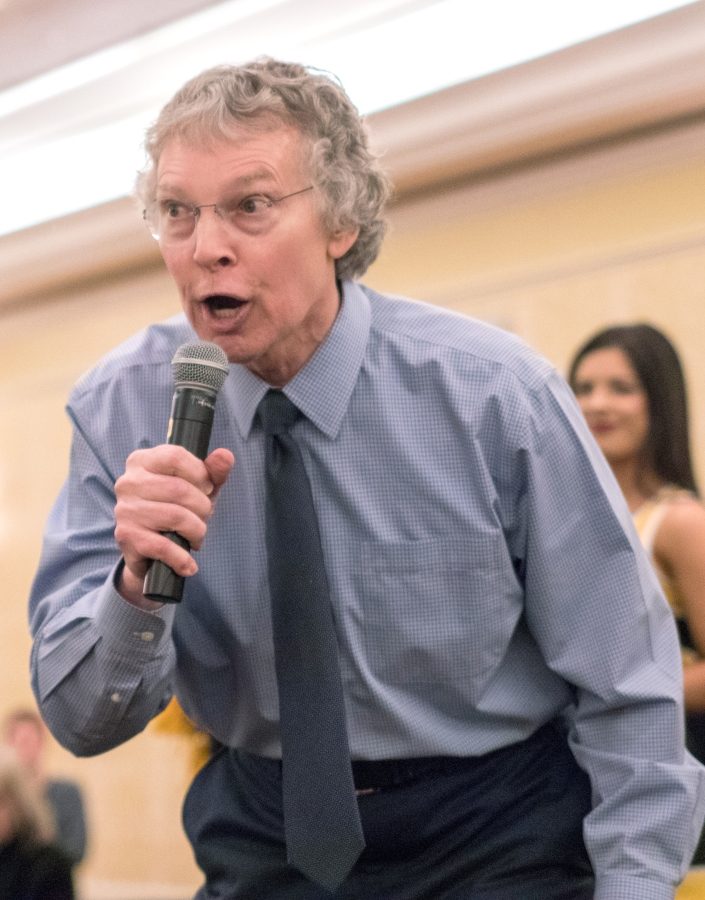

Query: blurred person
2;709;88;868
28;58;705;899
568;324;705;765
0;746;74;900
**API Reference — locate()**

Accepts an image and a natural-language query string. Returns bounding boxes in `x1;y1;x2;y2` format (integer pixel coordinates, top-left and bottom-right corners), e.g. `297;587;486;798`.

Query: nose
192;206;236;268
580;386;610;414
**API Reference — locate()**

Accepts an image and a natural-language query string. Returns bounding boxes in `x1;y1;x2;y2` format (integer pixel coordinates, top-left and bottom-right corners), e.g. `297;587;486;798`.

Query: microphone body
167;384;218;459
142;342;229;603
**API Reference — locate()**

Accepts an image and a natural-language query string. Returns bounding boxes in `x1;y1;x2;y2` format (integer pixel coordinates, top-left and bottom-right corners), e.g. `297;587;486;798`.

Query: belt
351;755;468;792
349;722;561;792
231;723;560;793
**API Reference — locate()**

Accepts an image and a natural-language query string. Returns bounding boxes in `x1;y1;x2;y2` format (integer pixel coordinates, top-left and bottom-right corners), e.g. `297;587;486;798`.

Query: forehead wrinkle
155;167;279;200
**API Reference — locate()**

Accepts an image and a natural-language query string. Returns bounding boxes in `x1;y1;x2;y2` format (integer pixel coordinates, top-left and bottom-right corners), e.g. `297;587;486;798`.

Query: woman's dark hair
568;323;698;495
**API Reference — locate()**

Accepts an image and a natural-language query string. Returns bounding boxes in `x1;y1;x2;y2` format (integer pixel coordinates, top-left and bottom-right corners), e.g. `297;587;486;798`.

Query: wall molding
368;1;705;192
1;1;703;308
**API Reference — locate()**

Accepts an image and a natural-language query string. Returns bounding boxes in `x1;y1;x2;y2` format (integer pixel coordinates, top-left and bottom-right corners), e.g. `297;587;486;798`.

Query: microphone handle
142;533;190;603
143;386;216;603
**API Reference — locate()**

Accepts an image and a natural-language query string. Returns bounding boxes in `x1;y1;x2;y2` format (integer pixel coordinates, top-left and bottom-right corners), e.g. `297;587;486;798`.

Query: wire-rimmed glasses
143;186;314;243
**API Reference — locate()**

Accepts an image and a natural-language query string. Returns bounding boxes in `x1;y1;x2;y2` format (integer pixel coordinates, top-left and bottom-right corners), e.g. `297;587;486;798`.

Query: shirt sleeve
517;369;705;898
29;410;176;757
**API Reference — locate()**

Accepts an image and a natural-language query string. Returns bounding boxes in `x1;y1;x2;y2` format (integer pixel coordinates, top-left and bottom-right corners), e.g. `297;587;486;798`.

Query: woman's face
572;346;650;465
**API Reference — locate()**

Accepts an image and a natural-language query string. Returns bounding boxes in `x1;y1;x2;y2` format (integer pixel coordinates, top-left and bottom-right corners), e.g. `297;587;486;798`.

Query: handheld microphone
143;340;229;603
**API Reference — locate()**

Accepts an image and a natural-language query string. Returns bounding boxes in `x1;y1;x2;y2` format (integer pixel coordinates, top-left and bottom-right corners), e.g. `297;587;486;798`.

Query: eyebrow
155;169;278;198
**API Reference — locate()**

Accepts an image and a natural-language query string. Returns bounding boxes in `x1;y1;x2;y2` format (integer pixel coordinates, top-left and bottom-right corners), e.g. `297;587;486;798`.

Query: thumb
204;447;235;498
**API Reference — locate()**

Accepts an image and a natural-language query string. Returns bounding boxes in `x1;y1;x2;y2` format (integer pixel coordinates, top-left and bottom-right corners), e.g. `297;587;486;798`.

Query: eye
611;380;640;395
159;200;192;221
238;194;272;215
572;381;592;397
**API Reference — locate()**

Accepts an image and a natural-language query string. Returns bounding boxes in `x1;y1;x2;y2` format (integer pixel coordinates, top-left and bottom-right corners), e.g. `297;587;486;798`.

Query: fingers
114;444;234;584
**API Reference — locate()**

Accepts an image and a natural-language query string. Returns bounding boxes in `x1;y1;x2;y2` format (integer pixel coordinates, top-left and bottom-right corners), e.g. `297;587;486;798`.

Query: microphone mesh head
172;341;229;392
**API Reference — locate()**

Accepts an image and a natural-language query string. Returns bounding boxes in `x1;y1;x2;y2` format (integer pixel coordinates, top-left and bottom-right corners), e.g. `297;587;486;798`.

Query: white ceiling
0;0;221;91
2;0;696;99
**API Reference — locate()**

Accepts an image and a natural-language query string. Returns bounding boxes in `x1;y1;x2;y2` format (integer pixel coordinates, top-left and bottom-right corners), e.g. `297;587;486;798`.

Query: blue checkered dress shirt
30;280;705;898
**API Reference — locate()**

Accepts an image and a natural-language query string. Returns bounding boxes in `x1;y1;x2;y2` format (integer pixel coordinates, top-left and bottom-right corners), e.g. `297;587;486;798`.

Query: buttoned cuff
93;560;176;660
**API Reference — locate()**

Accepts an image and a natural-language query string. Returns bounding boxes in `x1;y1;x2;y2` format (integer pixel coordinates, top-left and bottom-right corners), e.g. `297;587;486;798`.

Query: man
29;58;705;899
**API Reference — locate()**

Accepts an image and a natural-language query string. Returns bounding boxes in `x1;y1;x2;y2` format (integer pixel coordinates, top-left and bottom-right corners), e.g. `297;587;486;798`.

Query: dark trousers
183;721;594;899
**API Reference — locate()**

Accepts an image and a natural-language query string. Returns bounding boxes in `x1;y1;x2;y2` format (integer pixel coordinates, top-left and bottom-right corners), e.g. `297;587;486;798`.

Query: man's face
155;124;357;386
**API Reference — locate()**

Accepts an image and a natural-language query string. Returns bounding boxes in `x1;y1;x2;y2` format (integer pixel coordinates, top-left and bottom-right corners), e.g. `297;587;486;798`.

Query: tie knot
258;390;301;435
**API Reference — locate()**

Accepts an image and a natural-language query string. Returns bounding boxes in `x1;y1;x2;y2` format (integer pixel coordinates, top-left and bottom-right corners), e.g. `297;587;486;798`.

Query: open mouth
203;294;246;316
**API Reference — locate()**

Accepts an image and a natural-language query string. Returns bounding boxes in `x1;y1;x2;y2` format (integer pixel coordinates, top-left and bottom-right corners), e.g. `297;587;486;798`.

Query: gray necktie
258;390;365;891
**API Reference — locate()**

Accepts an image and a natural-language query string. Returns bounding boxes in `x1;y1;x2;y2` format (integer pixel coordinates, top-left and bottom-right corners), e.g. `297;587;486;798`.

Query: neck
250;281;342;387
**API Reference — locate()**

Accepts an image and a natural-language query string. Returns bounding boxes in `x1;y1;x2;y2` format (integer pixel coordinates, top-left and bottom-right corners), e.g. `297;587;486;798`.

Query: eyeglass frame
142;185;315;242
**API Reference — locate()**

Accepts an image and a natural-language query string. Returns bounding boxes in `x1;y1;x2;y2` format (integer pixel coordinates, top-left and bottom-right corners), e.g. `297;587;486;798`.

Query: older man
30;58;704;899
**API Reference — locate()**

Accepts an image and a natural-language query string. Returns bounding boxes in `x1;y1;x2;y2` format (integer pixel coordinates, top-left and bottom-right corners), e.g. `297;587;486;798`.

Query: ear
327;227;359;261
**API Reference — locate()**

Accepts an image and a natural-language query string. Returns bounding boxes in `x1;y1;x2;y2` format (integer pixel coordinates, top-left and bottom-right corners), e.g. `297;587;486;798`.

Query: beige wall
1;11;704;894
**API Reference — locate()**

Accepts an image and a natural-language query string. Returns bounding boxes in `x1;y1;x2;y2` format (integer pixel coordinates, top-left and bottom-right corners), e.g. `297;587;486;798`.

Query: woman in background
568;323;705;769
0;746;74;900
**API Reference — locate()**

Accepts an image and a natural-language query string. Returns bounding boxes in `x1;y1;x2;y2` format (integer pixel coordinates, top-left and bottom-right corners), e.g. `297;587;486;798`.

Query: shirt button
135;631;155;642
110;692;121;703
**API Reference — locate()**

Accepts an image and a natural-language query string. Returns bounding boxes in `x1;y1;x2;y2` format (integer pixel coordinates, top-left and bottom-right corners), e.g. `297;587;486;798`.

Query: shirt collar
228;280;371;439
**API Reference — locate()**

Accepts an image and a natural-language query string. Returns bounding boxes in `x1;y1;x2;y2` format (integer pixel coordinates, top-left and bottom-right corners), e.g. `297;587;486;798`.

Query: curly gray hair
135;57;392;280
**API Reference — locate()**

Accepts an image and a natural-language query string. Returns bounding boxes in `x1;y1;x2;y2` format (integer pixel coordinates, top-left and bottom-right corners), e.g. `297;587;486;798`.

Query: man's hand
114;445;234;605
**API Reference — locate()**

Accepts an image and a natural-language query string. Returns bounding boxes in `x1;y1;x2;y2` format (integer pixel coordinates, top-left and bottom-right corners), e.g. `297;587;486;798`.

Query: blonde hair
0;746;54;845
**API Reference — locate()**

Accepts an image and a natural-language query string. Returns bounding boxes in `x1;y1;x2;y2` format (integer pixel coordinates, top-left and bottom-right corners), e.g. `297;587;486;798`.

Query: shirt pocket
348;535;520;700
